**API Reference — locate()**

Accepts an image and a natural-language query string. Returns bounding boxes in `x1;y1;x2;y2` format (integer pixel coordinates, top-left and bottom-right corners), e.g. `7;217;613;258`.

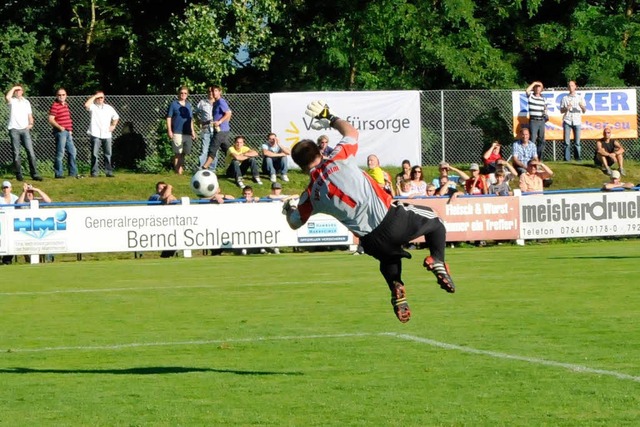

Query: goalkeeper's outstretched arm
332;117;358;140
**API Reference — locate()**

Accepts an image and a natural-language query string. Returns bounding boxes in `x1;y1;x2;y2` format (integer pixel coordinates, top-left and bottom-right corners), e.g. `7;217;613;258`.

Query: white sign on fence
270;91;421;167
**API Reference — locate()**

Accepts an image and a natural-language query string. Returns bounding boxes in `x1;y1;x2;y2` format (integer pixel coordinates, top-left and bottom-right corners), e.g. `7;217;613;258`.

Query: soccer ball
190;170;219;198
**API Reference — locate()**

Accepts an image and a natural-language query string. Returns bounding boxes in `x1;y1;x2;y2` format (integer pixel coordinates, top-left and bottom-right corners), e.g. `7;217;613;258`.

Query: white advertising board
4;202;354;255
270;91;421;167
520;192;640;239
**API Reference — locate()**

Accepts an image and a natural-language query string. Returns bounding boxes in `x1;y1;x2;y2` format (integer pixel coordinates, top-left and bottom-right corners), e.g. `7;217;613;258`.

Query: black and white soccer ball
190;170;219;198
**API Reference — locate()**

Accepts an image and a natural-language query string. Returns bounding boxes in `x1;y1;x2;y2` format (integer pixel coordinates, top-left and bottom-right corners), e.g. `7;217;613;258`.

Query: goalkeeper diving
283;101;456;323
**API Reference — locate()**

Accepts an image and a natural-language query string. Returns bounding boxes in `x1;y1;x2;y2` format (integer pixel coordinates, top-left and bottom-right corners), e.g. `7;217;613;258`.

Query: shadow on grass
0;366;303;376
554;255;640;260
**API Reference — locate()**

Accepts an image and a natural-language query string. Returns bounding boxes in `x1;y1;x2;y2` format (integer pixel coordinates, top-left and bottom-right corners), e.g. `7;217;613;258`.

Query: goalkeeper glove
305;100;339;130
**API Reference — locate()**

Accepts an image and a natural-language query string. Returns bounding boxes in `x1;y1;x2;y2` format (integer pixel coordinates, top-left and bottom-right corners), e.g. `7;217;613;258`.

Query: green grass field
1;240;639;426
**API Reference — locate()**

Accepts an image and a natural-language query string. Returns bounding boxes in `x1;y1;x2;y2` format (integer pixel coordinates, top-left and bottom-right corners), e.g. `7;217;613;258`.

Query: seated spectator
317;135;333;159
17;182;54;262
149;181;166;203
268;182;289;200
594;127;626;176
367;154;395;196
238;185;260;203
488;170;512;196
426;183;437;197
262;132;290;183
512;127;538;175
436;176;463;199
464;163;488;195
519;160;553;193
395;159;412;193
602;170;634;191
17;182;52;204
148;182;178;258
431;161;469;189
148;181;176;204
226;135;262;188
1;181;17;264
487;161;518;186
482;141;504;174
397;179;421;198
208;187;235;204
409;165;427;195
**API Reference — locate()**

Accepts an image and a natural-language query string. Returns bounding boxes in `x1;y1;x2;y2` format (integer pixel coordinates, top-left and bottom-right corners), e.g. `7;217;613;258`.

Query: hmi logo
14;210;68;239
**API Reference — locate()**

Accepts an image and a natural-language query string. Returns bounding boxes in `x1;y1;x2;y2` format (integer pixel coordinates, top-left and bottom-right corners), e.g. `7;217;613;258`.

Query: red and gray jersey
289;136;393;237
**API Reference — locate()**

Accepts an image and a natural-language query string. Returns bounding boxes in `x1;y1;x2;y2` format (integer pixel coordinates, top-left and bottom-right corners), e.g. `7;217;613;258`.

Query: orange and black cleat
390;281;411;323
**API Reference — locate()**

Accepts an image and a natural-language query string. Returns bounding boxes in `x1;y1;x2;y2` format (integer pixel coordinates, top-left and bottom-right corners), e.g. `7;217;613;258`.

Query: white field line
0;280;341;296
4;331;638;383
4;333;375;353
384;333;640;383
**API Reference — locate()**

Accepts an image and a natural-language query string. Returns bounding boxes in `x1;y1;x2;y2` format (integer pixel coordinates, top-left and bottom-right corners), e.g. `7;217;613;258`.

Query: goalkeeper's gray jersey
288;136;393;236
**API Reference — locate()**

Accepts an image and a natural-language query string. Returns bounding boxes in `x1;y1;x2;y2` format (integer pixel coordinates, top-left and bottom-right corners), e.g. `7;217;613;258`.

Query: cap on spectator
438;161;449;169
271;182;282;189
2;181;11;188
611;170;621;179
469;163;480;171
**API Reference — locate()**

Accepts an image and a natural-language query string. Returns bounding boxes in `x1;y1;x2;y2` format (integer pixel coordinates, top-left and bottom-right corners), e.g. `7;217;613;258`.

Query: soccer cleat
424;256;456;293
390;281;411;323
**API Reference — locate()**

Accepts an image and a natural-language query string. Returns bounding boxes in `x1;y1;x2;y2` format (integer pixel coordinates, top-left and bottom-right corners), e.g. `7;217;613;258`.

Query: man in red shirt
283;101;456;323
48;88;78;178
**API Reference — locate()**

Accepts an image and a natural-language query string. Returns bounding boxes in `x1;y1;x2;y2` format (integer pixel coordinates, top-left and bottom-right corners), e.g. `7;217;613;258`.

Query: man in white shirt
5;85;42;182
85;91;120;177
560;80;586;161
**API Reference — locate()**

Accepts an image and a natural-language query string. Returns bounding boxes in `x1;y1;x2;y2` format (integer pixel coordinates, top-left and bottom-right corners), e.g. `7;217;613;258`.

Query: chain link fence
1;89;638;176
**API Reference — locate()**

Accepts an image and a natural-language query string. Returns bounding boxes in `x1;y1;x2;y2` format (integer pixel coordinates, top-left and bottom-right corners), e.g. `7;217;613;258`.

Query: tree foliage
0;0;639;94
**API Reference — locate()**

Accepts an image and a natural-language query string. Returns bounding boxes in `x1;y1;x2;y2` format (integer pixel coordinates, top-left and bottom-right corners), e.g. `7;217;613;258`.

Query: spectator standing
5;85;42;182
317;135;333;159
202;85;232;170
511;127;538;175
560;80;586;161
367;154;395;196
48;88;78;179
519;160;553;193
602;170;634;191
195;87;216;171
166;86;195;175
594;127;626;176
262;133;290;183
226;135;262;188
0;180;18;264
525;81;548;159
84;91;119;178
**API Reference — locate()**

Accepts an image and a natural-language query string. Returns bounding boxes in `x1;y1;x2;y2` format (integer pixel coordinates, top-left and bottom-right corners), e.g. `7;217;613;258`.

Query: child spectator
602;170;634;191
488;170;511;196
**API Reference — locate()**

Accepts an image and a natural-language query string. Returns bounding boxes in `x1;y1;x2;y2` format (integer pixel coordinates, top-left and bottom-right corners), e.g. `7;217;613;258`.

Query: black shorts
359;202;443;262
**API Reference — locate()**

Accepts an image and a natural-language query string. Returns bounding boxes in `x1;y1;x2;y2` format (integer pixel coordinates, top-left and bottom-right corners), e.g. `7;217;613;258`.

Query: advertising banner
406;197;520;242
520;192;640;239
512;89;638;139
270;91;421;167
5;202;354;255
